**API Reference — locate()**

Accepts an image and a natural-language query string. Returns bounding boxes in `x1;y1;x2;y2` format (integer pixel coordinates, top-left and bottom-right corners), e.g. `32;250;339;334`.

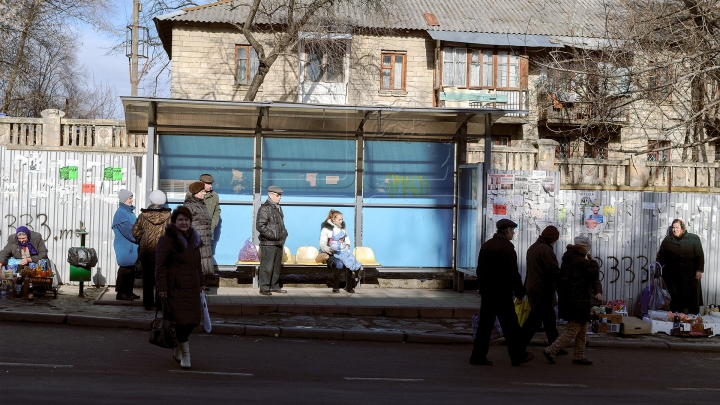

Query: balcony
537;92;628;126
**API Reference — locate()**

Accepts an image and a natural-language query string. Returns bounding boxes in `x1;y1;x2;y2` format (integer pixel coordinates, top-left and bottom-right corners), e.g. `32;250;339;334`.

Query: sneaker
543;351;556;364
572;358;593;365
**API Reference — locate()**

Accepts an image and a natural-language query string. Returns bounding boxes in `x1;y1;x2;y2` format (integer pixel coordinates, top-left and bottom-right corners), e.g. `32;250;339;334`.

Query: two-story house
154;0;720;191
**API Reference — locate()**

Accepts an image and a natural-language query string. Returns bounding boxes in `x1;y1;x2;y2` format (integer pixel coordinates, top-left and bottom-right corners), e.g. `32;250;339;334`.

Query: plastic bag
471;314;504;340
514;298;530;327
200;291;212;333
237;238;259;262
67;247;98;267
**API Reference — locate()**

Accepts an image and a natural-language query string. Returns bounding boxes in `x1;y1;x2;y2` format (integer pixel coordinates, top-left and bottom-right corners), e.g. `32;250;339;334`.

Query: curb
4;311;720;351
0;311;67;324
95;300;478;319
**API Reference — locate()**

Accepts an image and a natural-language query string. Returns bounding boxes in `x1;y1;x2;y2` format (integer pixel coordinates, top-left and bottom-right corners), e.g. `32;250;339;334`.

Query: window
235;45;259;85
648;140;671;162
648;64;673;101
381;52;406;90
304;43;345;83
492;136;509;146
584;140;608;159
442;47;467;86
469;50;495;87
444;48;523;89
554;139;571;159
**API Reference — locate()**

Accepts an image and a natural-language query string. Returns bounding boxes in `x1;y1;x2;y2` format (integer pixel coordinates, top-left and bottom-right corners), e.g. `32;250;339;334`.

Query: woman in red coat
155;206;205;369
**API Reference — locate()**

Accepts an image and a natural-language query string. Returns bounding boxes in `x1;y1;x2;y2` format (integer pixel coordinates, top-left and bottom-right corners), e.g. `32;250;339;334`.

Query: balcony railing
537;93;628;125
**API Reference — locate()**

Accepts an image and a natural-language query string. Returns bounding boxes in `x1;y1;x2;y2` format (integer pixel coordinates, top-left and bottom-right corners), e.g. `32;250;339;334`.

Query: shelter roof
121;97;524;141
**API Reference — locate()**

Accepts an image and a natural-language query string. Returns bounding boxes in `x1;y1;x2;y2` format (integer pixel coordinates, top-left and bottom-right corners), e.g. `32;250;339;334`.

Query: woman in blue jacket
113;189;139;301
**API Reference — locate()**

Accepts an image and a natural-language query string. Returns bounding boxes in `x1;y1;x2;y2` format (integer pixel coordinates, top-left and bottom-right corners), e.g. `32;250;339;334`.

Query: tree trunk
1;0;43;114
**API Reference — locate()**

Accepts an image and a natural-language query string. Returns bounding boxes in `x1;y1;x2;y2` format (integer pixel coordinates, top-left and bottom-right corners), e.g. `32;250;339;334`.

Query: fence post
535;139;558;171
41;109;64;147
628;157;649;187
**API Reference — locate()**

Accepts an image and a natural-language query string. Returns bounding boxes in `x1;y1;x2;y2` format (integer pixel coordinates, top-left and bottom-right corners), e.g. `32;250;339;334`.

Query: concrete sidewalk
2;285;720;352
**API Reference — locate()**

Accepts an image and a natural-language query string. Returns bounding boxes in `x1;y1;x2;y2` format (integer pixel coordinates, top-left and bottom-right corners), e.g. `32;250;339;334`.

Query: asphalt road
3;321;719;404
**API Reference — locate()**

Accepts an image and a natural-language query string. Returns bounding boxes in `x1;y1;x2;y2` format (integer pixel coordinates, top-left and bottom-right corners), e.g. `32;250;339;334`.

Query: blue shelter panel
159;135;254;197
166;203;254;266
280;205;355;258
364;141;455;205
362;207;453;267
262;138;355;198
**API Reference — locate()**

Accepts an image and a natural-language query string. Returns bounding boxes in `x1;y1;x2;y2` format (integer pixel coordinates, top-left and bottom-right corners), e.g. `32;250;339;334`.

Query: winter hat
333;230;347;240
199;173;215;183
188;181;205;195
496;218;518;230
117;189;133;204
541;225;560;242
574;235;591;251
149;190;167;205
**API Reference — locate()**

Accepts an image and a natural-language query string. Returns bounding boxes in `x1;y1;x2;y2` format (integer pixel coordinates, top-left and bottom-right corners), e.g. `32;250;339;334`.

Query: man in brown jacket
521;226;565;353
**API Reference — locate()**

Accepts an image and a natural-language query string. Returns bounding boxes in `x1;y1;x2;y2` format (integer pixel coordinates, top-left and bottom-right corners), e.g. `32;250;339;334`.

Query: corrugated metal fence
0;147;145;285
480;170;720;313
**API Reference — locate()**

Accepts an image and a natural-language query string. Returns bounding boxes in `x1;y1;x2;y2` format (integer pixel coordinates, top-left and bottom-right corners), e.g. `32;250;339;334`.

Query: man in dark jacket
255;185;288;296
521;226;565;352
543;235;602;366
469;219;533;367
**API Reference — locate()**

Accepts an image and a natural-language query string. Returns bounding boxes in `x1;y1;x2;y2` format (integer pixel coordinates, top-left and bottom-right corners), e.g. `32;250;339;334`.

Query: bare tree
534;0;720;162
0;0;115;115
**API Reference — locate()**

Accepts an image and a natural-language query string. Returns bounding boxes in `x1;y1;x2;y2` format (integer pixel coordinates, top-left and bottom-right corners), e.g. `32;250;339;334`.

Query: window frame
303;42;346;83
380;51;407;91
647;140;671;162
235;45;259;85
584;139;609;159
442;47;526;90
647;63;673;102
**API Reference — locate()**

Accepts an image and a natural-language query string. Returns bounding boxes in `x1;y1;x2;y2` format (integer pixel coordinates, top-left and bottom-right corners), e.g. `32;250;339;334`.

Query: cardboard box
601;314;623;324
621;316;652;335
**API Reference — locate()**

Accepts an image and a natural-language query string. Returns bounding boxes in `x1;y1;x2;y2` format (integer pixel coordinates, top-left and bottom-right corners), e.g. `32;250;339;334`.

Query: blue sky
77;0;172;118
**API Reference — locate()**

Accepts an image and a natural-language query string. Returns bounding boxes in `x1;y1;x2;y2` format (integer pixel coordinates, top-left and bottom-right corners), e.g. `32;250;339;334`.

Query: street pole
130;0;139;96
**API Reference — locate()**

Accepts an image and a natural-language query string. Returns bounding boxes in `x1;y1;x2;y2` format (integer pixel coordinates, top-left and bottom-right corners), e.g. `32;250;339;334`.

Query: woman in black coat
156;206;205;369
657;218;705;314
543;235;602;366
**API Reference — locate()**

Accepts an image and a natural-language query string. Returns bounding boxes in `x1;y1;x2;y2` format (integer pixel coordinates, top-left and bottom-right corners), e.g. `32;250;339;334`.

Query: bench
227;246;382;288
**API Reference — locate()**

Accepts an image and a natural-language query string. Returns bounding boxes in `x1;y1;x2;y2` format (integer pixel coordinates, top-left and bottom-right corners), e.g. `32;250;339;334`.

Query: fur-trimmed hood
164;223;202;251
564;244;588;256
321;219;346;230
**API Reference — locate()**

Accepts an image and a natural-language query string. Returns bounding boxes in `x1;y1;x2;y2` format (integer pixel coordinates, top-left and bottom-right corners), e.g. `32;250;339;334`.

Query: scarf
16;226;38;256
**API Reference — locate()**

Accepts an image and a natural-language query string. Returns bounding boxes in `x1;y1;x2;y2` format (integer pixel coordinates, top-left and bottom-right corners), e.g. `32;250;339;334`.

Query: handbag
315;252;330;263
149;297;177;348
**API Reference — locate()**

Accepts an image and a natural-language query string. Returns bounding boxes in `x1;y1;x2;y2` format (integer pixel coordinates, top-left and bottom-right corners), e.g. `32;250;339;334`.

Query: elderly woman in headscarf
657;218;705;314
0;226;49;273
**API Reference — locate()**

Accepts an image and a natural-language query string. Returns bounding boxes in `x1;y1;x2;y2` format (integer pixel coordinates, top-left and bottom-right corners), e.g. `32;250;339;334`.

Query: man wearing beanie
470;218;533;367
133;190;171;310
521;225;564;352
112;189;139;301
255;185;288;295
543;234;602;366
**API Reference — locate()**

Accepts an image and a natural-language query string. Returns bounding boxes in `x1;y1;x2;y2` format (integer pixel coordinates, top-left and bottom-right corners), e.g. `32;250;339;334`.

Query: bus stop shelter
121;97;525;279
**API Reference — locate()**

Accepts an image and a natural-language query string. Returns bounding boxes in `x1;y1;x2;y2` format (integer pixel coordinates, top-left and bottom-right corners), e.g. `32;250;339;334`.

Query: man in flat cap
521;225;565;353
198;174;222;240
470;218;533;367
255;185;288;295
